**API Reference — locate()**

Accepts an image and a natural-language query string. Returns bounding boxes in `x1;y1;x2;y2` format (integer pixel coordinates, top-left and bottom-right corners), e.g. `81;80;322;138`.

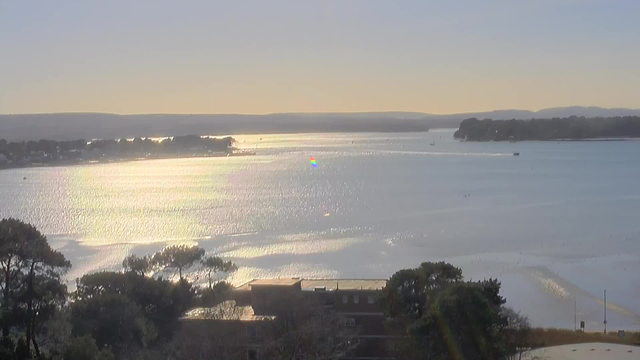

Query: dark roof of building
248;278;302;286
235;278;387;291
302;279;387;291
181;300;276;321
235;278;303;290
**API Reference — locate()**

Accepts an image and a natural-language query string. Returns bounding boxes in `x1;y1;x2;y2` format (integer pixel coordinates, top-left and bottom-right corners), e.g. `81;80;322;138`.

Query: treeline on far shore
454;116;640;141
0;135;235;168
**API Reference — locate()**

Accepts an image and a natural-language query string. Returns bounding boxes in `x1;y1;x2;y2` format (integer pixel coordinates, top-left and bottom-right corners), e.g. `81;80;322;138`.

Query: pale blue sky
1;0;639;114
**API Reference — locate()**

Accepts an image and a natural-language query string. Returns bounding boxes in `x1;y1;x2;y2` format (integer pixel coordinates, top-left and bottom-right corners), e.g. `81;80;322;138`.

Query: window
247;349;258;360
345;318;356;327
368;295;374;304
342;295;348;304
246;324;258;338
353;295;359;304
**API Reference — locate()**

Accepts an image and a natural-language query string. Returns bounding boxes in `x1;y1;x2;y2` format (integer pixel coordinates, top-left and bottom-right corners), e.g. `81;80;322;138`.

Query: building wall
251;283;302;315
345;314;387;336
178;319;260;360
348;338;400;359
335;290;383;313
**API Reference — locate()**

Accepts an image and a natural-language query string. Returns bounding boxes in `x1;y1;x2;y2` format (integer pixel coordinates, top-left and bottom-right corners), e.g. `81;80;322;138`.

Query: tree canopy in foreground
2;218;534;360
1;218;238;360
380;262;530;360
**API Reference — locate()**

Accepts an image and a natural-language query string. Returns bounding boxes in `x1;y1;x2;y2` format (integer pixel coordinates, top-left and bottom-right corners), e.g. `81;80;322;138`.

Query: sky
1;0;639;115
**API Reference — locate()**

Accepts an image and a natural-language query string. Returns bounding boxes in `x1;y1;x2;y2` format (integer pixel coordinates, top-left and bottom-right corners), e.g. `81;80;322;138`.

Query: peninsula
454;116;640;141
0;135;245;170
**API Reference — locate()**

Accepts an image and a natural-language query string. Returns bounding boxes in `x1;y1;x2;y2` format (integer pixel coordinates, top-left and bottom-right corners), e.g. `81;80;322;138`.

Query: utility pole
574;298;577;331
603;289;607;335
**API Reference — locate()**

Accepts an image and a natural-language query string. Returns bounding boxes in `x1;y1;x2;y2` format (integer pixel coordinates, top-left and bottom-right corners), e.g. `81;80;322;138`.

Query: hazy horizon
2;105;640;117
2;1;640;114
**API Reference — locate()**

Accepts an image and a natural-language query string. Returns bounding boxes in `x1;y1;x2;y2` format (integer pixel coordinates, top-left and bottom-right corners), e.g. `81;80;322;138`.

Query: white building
527;342;636;360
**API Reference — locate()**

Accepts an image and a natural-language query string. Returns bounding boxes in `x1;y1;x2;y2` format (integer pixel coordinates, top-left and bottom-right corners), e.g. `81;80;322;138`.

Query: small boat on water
513;152;520;156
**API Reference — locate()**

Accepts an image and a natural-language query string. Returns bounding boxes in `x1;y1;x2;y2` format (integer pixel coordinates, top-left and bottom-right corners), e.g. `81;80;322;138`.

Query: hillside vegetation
454;116;640;141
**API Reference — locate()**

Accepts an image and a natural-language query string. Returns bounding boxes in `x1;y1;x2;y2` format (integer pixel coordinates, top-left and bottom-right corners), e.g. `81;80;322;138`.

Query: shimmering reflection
66;158;232;245
1;131;640;329
219;237;363;258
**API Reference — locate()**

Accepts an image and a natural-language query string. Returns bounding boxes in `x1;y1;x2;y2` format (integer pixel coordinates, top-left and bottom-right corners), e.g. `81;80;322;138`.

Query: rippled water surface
1;130;639;329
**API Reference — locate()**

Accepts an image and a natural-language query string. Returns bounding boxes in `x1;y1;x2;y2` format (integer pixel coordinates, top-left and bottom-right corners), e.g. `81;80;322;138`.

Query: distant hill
1;107;639;141
0;113;432;141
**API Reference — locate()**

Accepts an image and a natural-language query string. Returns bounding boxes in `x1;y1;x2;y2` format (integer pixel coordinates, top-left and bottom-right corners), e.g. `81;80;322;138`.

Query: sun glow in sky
1;0;639;114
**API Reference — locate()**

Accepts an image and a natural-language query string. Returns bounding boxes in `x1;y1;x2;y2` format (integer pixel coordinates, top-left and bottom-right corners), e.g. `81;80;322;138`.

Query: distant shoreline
554;137;640;142
462;137;640;143
3;107;640;141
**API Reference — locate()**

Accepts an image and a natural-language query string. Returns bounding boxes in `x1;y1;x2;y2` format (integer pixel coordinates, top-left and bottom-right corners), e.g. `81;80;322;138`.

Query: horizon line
1;105;640;117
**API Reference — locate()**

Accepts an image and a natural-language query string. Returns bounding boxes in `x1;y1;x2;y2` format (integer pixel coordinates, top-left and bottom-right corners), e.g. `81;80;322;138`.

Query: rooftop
182;300;276;321
527;343;637;360
249;278;302;286
235;278;387;291
236;278;303;290
302;279;387;291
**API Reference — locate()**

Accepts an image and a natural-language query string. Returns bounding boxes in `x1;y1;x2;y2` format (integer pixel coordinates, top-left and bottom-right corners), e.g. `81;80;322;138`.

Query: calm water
1;130;639;329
